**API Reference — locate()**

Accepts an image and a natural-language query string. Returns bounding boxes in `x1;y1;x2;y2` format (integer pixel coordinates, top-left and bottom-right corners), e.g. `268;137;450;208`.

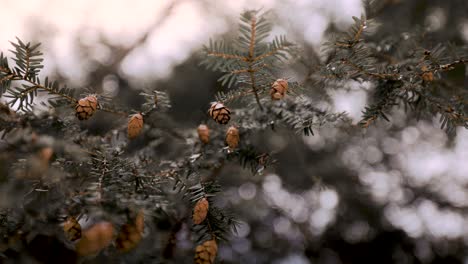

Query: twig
207;52;248;61
247;15;263;110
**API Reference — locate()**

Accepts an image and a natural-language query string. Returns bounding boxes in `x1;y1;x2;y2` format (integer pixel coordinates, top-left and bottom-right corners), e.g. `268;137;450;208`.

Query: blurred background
1;0;468;263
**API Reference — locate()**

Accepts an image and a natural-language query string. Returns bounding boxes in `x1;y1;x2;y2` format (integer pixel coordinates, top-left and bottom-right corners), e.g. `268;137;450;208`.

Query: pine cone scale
75;95;98;120
193;197;209;224
128;113;144;139
209;102;231;124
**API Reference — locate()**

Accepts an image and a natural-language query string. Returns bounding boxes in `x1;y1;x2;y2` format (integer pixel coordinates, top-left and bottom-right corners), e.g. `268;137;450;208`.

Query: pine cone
76;221;114;256
39;147;53;163
116;210;144;252
193;198;209;225
135;210;145;234
75;95;98;120
225;126;240;149
115;224;142;252
63;217;81;241
197;124;210;144
421;65;434;82
194;239;218;264
128;113;144;139
208;102;231;124
270;79;288;100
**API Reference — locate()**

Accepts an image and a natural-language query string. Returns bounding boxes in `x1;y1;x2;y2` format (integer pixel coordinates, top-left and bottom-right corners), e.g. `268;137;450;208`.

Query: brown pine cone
208;102;231;124
135;210;145;234
193;198;209;225
115;210;144;252
75;95;98;120
38;147;53;169
76;221;114;256
225;126;240;149
270;79;288;100
197;124;210;144
115;224;142;252
194;239;218;264
63;217;81;241
421;65;434;82
128;113;144;139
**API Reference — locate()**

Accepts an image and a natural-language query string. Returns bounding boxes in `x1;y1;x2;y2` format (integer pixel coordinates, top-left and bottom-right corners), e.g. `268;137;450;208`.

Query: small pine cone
197;124;210;144
208;102;231;124
421;65;434;82
194;239;218;264
270;79;288;100
128;113;144;139
115;210;144;252
76;221;114;256
193;198;209;225
39;147;53;163
135;210;145;234
63;217;81;241
422;71;434;82
225;126;240;149
75;95;98;120
115;224;142;252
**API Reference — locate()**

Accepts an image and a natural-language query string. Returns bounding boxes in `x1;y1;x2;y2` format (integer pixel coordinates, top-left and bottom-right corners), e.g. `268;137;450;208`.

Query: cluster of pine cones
71;79;288;263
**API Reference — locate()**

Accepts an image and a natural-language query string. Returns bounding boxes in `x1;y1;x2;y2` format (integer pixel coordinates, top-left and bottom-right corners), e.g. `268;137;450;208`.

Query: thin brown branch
111;0;181;65
253;46;288;62
354;21;365;42
0;74;14;84
96;159;109;204
335;42;354;48
247;14;263;110
207;52;248;61
20;77;77;103
439;59;468;71
99;106;128;117
359;116;377;128
341;59;398;79
220;90;256;104
21;85;40;95
249;15;256;58
248;69;263;110
334;19;366;49
230;64;267;74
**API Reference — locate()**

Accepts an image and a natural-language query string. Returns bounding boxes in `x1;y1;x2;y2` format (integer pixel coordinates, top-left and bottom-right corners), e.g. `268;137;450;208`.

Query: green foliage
9;37;43;81
0;39;76;111
318;14;468;134
0;4;467;263
201;10;296;107
187;182;239;243
140;89;172;115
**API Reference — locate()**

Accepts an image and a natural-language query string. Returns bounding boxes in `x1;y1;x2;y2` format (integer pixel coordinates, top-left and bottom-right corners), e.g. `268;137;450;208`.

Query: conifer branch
201;10;296;109
248;16;256;58
253;45;290;61
21;75;77;103
206;52;248;61
247;14;263;109
340;58;398;79
248;68;263;110
99;107;128;117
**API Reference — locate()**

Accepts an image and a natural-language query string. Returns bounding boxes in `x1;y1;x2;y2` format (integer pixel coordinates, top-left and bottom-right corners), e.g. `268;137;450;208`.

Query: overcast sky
1;0;362;80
